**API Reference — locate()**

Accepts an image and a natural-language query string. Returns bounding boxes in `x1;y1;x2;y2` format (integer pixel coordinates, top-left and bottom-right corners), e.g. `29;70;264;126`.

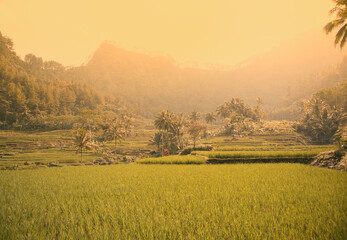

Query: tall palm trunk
4;110;7;130
161;131;164;156
114;136;117;158
80;148;83;164
177;130;181;149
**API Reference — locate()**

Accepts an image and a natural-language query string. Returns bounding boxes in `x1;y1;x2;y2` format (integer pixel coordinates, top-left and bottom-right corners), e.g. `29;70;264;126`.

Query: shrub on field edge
180;145;213;155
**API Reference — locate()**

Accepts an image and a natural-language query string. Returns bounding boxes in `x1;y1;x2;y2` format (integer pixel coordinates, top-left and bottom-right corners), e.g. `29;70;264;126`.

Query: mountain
69;30;346;117
1;29;345;124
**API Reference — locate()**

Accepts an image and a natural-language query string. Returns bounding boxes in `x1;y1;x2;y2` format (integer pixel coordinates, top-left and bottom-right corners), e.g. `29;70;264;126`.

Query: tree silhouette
154;110;173;155
205;112;216;130
72;128;96;163
324;0;347;48
188;121;207;149
103;118;125;158
297;98;345;143
170;113;187;149
189;111;201;123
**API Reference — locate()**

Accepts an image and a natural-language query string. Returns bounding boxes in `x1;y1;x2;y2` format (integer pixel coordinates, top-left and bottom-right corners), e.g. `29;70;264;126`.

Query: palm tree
154;110;173;130
298;98;345;144
205;112;216;130
149;132;162;153
171;113;187;149
189;110;201;123
72;128;96;163
324;0;347;48
216;103;230;119
154;110;173;155
103;118;125;158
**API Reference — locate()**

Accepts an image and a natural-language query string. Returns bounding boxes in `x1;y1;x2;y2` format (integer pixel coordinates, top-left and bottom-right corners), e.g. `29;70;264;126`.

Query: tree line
151;97;265;155
151;86;346;156
72;112;135;163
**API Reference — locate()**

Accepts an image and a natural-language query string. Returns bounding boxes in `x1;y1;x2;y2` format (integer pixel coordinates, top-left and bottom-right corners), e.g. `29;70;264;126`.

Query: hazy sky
0;0;338;66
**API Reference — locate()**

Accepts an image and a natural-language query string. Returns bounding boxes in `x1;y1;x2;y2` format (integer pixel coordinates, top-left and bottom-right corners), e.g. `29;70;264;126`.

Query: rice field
194;150;325;159
0;127;155;169
136;155;206;164
0;164;346;239
0;129;337;168
215;145;335;152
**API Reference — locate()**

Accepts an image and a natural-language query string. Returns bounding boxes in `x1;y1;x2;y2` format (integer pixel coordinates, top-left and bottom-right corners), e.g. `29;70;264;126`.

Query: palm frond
339;25;347;47
335;23;347;46
324;18;345;33
329;6;342;16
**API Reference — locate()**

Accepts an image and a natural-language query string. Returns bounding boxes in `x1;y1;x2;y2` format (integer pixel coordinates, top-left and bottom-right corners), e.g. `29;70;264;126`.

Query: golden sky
0;0;338;66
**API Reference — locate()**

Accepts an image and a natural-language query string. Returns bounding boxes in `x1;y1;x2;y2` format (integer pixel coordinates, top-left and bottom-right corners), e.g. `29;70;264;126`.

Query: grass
0;128;337;168
0;148;102;166
136;155;206;164
215;145;335;152
0;130;71;145
0;164;346;239
0;124;155;168
194;150;325;159
201;134;307;148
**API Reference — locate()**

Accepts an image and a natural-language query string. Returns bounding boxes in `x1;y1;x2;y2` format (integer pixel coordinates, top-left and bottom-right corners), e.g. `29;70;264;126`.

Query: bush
180;145;213;155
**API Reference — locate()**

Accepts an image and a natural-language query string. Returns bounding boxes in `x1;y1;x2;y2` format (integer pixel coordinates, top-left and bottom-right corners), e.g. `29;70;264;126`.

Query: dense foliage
216;98;264;136
0;32;130;130
296;82;347;144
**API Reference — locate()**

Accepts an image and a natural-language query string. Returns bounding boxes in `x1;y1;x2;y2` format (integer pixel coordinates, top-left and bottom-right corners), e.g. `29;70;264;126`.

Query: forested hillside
66;31;346;117
1;30;346;127
0;32;130;129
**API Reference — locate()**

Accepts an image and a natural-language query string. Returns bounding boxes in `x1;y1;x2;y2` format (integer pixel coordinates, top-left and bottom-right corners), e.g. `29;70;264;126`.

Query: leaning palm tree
324;0;347;48
72;128;96;164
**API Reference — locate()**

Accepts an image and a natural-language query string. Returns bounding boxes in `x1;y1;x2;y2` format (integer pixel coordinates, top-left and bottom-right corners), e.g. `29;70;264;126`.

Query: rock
336;155;347;171
311;149;346;170
99;160;107;165
107;159;115;165
48;162;63;167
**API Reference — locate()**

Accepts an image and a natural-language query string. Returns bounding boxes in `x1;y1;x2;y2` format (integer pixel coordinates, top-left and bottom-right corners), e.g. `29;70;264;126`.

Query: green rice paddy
0;164;346;239
136;155;206;164
194;150;325;159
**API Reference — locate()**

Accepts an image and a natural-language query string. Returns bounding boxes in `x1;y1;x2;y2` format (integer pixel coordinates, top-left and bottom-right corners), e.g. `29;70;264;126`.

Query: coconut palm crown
324;0;347;48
